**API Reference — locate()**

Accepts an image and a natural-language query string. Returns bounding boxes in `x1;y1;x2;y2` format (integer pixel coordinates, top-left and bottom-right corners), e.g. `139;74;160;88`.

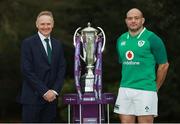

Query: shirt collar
127;27;146;39
38;31;50;41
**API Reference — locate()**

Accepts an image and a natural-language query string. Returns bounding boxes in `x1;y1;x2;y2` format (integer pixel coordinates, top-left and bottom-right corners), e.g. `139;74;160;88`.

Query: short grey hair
36;10;54;21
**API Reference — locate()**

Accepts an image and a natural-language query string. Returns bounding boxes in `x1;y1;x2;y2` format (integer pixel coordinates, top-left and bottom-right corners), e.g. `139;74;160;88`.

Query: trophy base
63;92;115;123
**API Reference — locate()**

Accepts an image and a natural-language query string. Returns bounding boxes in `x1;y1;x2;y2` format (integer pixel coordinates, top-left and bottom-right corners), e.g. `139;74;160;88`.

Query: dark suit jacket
20;34;66;104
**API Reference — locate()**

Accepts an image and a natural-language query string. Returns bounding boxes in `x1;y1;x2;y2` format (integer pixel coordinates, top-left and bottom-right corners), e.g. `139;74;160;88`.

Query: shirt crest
138;40;145;47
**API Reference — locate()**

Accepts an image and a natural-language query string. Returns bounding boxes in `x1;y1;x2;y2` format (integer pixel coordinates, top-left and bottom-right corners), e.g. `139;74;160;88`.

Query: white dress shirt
38;31;52;55
37;32;58;96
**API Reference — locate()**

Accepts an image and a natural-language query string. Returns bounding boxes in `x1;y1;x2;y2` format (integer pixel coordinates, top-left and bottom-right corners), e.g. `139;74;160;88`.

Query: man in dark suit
20;10;66;122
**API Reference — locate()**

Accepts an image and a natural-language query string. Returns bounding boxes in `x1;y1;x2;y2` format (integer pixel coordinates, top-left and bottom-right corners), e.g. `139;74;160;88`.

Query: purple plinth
63;93;115;123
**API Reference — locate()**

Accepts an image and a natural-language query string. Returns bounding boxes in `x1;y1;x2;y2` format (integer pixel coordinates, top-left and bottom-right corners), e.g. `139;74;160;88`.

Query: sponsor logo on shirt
125;51;134;60
123;61;140;65
123;50;140;65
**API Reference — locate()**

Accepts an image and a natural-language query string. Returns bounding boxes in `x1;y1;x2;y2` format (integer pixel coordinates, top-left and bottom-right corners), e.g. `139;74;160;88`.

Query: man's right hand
43;90;56;102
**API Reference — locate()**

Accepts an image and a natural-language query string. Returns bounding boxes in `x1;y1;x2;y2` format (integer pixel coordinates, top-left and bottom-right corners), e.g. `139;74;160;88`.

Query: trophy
73;22;106;100
63;23;115;123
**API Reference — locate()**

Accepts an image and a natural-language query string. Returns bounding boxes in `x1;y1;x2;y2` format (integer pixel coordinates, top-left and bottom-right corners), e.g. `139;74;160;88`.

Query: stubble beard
129;26;142;33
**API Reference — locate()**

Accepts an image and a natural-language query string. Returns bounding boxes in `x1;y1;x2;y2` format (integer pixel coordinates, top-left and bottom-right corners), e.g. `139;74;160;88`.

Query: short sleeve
148;33;168;64
116;37;122;63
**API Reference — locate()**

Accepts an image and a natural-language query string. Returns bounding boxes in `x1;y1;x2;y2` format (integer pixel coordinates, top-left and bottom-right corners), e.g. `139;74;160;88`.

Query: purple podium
63;93;115;123
63;23;115;123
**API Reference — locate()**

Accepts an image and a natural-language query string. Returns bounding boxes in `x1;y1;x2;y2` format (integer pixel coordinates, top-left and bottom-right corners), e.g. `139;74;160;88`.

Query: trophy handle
97;27;106;52
73;27;81;47
80;36;86;62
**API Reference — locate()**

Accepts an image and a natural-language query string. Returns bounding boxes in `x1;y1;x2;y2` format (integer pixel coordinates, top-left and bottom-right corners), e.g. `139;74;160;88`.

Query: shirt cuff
43;91;48;96
52;90;58;96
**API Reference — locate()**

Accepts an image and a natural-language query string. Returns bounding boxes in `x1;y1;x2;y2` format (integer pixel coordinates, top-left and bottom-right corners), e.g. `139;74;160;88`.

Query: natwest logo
125;50;134;60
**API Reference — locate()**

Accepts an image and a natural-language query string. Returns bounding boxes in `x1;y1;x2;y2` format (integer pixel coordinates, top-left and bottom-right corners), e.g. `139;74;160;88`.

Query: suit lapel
50;38;56;64
35;34;50;64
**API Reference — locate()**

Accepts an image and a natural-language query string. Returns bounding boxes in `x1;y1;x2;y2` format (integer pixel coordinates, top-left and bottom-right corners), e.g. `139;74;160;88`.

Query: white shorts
114;87;158;116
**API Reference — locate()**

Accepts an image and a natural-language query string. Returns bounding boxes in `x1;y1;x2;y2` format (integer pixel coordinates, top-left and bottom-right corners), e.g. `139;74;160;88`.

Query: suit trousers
22;102;57;123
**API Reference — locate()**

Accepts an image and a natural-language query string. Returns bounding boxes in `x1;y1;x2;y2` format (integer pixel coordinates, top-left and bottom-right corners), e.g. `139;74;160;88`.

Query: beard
129;26;142;32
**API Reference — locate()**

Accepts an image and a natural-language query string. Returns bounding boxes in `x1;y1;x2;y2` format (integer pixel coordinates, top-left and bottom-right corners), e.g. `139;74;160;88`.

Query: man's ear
142;17;145;25
36;20;39;28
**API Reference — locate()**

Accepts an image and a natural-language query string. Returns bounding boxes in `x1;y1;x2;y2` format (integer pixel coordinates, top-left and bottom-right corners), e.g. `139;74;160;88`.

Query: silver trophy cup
81;23;97;92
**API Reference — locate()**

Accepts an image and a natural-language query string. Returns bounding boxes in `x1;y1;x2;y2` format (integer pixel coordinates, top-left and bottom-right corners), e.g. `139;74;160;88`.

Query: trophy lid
81;22;97;33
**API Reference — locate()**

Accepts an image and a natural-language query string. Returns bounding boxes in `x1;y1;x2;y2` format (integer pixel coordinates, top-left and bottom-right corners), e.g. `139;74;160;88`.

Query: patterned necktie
44;38;52;63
